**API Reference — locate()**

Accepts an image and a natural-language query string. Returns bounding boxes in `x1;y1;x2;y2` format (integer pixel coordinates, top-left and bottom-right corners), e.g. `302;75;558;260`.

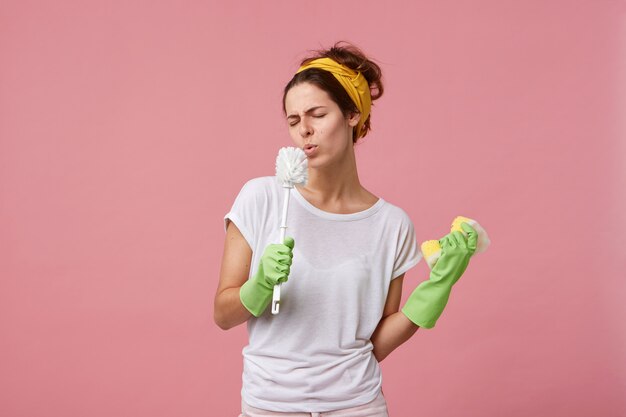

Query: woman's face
284;82;359;168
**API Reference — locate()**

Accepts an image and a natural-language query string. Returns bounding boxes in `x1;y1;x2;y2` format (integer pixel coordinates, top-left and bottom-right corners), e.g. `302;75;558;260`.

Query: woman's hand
239;237;295;317
401;223;477;329
215;222;295;329
433;222;478;285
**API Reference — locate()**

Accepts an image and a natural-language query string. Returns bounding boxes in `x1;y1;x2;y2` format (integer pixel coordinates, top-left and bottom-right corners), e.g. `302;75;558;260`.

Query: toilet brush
272;147;308;314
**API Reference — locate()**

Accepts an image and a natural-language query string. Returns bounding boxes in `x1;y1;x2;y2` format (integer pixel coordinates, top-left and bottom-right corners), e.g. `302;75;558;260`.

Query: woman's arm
213;221;254;330
371;274;420;362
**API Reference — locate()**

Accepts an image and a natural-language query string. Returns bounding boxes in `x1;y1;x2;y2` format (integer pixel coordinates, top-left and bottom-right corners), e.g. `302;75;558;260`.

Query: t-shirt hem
241;386;383;413
392;253;422;279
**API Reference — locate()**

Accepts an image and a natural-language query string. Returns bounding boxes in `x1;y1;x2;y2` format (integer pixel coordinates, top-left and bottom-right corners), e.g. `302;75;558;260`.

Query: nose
299;119;312;138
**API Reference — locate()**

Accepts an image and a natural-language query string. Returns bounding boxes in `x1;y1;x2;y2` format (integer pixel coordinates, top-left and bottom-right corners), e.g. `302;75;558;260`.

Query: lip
303;144;318;157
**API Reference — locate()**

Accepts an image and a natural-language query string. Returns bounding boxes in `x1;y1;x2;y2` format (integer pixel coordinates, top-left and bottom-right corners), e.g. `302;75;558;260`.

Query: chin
307;154;340;170
305;155;325;169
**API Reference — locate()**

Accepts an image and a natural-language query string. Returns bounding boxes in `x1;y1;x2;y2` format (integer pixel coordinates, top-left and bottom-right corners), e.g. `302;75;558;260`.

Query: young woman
214;42;477;417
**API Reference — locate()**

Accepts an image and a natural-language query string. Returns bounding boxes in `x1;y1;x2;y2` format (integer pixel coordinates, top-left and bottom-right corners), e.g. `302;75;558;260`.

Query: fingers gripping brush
272;147;308;314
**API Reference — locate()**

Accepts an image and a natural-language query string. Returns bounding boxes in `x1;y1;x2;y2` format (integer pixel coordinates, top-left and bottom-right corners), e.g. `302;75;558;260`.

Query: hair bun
309;41;383;102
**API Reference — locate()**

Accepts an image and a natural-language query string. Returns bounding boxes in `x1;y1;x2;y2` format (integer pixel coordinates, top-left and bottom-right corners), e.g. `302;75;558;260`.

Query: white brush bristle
276;147;308;186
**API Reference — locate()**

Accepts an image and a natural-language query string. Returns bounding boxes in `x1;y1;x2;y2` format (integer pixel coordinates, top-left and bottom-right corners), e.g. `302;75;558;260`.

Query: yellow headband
295;57;371;139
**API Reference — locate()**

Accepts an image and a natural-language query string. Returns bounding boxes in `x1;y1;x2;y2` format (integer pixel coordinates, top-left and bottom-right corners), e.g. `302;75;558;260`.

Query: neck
299;146;362;203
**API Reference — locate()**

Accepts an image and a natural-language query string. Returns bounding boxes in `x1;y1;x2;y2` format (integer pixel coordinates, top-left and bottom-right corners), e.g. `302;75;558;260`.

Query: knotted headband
295;57;372;139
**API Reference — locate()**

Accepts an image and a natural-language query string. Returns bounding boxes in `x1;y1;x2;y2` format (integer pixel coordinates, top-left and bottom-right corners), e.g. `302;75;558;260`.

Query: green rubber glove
240;237;295;317
401;223;478;328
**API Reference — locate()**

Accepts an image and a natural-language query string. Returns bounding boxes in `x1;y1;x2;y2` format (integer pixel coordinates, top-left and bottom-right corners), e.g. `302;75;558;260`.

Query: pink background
1;1;625;416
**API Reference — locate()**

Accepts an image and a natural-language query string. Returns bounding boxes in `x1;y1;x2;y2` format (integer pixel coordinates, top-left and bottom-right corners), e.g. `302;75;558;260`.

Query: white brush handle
271;184;291;315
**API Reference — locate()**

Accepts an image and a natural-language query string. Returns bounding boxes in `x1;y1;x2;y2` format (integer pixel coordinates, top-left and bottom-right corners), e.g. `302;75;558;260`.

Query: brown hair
282;41;384;143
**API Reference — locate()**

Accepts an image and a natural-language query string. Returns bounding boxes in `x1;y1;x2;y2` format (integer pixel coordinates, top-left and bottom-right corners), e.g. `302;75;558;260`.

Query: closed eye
286;106;327;124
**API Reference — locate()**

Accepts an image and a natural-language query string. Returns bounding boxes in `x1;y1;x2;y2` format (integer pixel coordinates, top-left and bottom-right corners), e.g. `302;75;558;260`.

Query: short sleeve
223;179;260;250
392;215;422;279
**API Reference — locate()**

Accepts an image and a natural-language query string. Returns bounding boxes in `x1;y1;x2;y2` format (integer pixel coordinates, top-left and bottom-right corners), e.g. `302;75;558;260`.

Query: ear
347;112;361;127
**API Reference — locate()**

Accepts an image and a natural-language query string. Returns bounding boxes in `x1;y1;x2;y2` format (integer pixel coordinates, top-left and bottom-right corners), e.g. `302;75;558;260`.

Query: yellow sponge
451;215;474;233
421;216;490;269
420;240;443;270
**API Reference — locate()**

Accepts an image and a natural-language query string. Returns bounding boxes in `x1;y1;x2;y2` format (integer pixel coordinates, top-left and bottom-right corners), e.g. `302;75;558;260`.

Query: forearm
371;311;419;362
213;286;253;330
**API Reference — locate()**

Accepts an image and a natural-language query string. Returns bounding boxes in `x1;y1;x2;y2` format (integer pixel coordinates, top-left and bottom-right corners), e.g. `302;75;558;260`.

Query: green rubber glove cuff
401;280;452;329
240;278;273;317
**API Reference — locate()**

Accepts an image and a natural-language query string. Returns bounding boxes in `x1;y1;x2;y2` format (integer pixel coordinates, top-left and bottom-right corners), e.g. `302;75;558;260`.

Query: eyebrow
286;106;327;119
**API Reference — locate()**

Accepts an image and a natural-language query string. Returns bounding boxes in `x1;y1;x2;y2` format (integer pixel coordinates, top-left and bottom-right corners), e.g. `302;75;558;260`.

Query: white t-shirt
223;176;421;412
